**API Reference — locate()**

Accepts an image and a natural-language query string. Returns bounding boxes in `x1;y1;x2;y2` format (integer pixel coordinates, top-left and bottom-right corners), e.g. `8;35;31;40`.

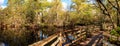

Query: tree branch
96;0;115;29
107;0;118;9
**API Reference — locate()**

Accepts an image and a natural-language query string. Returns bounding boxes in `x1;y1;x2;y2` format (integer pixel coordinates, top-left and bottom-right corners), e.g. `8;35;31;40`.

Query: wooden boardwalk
29;26;117;46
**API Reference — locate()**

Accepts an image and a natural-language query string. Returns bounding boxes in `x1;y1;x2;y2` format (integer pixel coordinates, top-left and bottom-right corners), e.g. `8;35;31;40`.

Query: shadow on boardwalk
72;32;103;46
86;32;103;46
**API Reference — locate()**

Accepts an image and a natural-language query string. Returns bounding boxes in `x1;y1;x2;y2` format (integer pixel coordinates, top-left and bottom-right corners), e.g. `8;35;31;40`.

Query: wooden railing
65;28;87;46
29;26;115;46
29;33;58;46
29;26;87;46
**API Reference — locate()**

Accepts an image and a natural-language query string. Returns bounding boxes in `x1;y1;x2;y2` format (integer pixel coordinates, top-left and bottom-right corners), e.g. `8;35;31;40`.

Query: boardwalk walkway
29;26;116;46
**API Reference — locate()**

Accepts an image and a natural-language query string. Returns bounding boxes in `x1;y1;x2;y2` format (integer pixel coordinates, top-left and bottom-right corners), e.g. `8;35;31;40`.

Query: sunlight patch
0;0;4;5
62;2;68;11
47;0;52;2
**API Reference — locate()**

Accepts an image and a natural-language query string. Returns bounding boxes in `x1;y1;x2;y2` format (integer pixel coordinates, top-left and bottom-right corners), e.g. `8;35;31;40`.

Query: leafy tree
0;0;53;46
70;0;97;25
95;0;120;29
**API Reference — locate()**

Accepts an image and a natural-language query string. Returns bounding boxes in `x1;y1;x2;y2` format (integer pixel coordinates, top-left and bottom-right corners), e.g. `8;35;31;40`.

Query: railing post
58;32;65;46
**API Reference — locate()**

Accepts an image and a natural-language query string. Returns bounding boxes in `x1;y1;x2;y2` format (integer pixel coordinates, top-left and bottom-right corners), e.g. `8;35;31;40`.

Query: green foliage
110;29;117;35
110;27;120;36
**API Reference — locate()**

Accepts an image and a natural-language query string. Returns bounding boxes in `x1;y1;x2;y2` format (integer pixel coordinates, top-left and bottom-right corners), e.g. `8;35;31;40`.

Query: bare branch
107;0;118;9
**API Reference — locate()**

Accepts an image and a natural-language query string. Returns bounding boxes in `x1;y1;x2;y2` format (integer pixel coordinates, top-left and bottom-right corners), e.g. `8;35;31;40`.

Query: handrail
51;38;60;46
29;33;58;46
29;27;87;46
65;30;86;46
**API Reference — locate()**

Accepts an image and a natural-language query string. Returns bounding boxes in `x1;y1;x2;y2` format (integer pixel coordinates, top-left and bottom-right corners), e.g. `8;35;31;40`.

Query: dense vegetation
0;0;120;46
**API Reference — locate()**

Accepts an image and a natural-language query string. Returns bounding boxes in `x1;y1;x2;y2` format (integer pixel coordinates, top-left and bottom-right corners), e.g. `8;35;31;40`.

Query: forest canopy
0;0;120;46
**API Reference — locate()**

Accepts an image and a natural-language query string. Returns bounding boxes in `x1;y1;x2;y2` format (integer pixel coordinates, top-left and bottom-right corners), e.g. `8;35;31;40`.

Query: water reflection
62;35;75;46
68;35;75;40
0;42;8;46
39;31;48;40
